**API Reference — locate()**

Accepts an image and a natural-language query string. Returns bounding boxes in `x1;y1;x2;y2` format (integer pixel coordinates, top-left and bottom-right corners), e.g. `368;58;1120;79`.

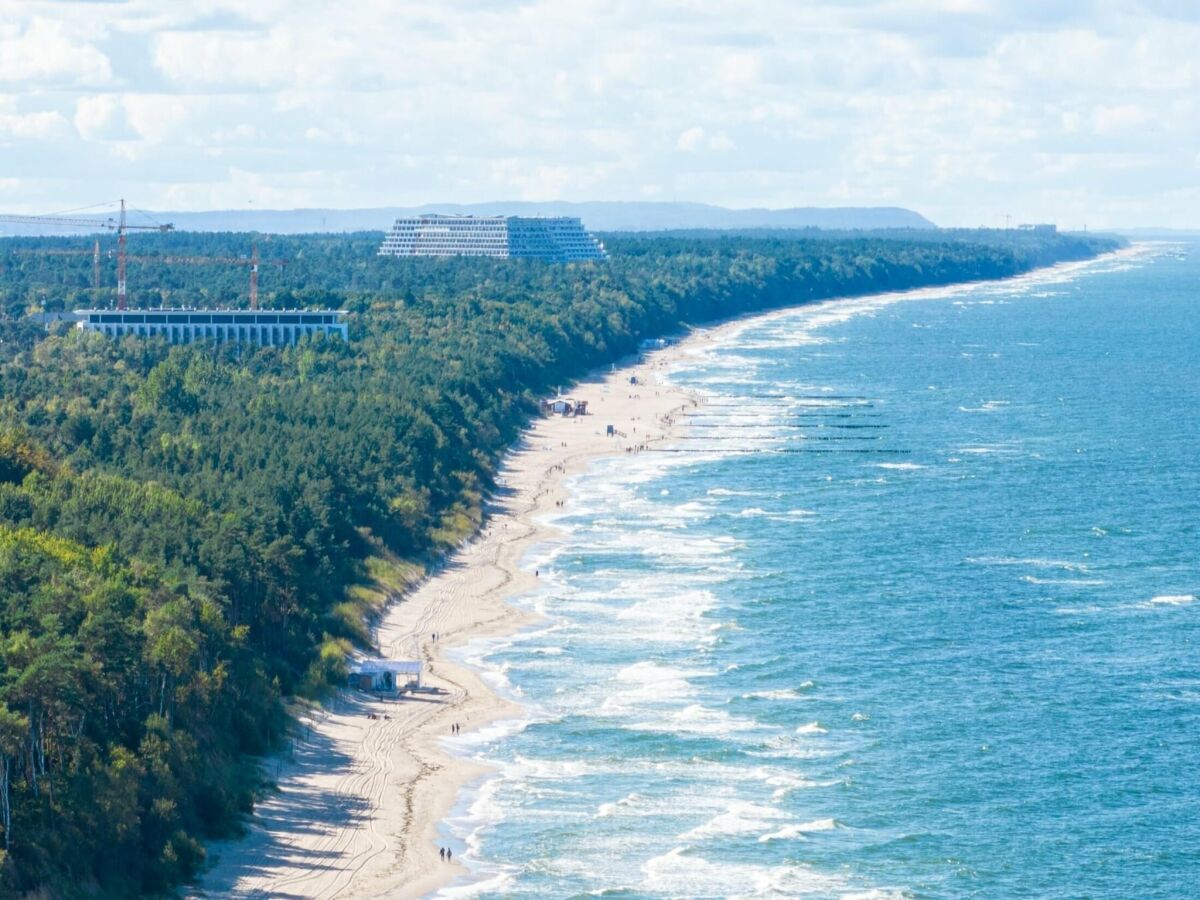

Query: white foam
642;846;861;898
434;870;516;898
1020;575;1107;586
875;462;925;471
631;703;760;737
600;661;707;711
758;818;838;842
764;772;838;800
796;721;828;735
1148;594;1195;606
967;556;1091;572
958;400;1010;413
596;791;643;818
679;800;790;840
741;688;807;701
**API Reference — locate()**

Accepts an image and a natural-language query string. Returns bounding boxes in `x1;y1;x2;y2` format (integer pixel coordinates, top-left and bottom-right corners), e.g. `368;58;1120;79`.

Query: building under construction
1;199;348;346
71;308;347;346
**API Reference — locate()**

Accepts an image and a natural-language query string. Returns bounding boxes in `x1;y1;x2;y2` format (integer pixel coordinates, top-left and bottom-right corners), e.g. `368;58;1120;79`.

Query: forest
0;228;1119;896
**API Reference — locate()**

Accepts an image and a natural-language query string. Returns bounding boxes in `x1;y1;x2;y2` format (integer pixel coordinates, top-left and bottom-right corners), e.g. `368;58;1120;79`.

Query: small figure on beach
439;847;445;862
447;848;453;862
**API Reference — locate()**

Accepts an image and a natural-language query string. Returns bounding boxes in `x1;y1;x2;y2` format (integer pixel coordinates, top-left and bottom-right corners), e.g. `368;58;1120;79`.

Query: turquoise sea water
438;243;1199;899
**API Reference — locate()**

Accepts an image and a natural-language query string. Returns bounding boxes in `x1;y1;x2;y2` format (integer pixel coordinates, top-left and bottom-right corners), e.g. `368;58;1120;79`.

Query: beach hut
347;659;422;693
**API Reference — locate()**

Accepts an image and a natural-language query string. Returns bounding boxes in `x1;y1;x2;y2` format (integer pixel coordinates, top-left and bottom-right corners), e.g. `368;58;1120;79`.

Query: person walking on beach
439;847;445;862
447;848;453;862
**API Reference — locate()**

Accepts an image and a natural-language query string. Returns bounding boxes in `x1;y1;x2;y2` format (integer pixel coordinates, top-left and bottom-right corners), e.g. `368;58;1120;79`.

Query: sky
0;0;1197;228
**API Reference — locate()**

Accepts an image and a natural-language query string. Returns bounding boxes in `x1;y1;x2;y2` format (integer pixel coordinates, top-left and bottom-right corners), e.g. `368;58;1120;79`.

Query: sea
436;242;1199;899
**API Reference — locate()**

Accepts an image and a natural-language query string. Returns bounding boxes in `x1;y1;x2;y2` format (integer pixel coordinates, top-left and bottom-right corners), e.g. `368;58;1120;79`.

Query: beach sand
192;251;1136;899
193;345;702;899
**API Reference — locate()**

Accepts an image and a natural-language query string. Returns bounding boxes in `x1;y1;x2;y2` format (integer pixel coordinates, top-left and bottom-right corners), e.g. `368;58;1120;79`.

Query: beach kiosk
347;659;422;693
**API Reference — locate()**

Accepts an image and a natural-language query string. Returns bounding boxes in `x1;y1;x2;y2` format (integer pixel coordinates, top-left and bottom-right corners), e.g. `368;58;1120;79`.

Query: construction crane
0;199;173;309
8;240;104;301
126;244;288;309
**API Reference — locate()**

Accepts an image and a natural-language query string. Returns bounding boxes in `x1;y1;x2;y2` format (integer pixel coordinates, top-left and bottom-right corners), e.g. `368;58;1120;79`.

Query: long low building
378;214;607;261
72;308;348;345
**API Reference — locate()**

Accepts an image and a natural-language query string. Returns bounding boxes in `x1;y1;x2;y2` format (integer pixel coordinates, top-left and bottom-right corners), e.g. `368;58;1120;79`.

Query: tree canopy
0;228;1120;896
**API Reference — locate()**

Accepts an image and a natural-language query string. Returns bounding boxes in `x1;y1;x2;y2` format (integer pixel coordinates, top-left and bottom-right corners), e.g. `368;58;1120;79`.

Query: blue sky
1;0;1197;227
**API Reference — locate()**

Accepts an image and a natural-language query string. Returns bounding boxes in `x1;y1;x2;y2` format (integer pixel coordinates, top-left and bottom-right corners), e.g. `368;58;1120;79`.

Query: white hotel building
73;309;348;345
378;215;607;261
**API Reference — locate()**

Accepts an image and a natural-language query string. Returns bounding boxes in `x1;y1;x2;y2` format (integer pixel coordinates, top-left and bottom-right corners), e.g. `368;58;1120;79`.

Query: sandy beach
191;249;1138;900
193;344;702;899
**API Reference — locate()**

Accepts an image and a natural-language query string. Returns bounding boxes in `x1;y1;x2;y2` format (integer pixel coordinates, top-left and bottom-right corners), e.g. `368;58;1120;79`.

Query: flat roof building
347;659;422;692
73;308;347;346
378;214;607;262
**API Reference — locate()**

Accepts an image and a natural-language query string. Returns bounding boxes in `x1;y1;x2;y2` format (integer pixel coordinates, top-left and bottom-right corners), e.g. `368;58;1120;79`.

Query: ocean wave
764;772;839;800
434;870;517;898
1145;594;1195;607
595;792;643;818
642;845;864;897
678;801;790;840
1020;575;1107;586
758;818;839;842
740;688;808;701
966;556;1091;572
630;703;761;737
796;721;828;734
958;400;1010;413
599;660;709;710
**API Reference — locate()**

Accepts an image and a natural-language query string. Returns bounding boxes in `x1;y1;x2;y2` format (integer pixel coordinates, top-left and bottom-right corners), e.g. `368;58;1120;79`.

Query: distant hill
0;202;936;236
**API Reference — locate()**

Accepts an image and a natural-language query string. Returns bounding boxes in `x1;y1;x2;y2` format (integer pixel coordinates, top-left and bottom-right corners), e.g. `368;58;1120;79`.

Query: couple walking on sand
439;846;453;863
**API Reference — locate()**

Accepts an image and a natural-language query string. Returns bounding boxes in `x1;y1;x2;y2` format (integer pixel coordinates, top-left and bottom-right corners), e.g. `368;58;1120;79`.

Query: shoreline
193;247;1138;899
194;345;703;899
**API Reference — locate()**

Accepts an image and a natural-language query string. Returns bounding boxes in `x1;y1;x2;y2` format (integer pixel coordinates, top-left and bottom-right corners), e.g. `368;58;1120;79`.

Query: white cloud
0;107;68;140
1091;104;1149;135
74;95;123;141
0;18;112;85
677;126;706;152
0;0;1195;226
677;126;734;153
121;94;194;143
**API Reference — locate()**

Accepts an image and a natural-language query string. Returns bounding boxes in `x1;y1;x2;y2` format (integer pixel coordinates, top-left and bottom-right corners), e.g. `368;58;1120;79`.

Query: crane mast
117;200;127;308
125;243;287;308
0;199;172;309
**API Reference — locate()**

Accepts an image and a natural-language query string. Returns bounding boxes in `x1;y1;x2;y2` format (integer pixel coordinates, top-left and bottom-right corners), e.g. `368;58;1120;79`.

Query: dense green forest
0;229;1119;896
